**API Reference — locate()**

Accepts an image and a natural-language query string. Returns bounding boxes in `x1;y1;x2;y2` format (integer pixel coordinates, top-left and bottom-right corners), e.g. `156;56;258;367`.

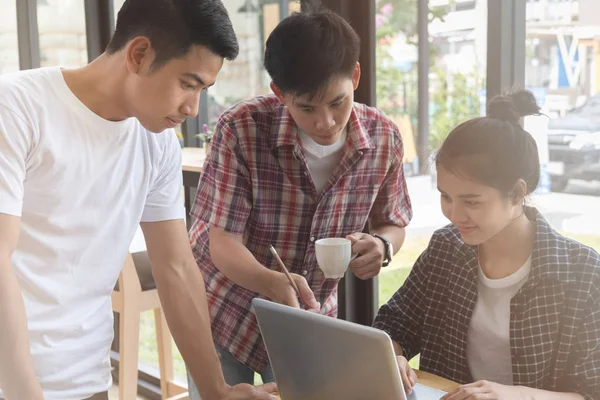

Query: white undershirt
297;128;347;193
467;256;532;385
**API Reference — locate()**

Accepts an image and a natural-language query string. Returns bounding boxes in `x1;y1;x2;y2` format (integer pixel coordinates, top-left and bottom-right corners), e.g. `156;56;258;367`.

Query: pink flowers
376;2;393;28
380;3;393;14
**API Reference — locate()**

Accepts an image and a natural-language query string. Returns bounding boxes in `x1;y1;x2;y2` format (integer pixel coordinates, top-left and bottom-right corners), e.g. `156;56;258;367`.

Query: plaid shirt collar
269;102;375;151
449;206;581;285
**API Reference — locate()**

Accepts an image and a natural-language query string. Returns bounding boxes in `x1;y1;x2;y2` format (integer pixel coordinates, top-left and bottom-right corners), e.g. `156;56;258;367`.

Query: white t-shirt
0;67;185;399
467;256;532;385
297;128;346;193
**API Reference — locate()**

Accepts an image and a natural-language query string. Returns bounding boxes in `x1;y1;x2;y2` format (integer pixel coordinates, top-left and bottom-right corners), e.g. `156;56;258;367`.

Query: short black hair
263;2;360;98
107;0;239;69
436;89;542;196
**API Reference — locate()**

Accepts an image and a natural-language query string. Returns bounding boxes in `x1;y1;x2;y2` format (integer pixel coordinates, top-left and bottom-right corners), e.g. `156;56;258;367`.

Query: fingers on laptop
397;356;417;394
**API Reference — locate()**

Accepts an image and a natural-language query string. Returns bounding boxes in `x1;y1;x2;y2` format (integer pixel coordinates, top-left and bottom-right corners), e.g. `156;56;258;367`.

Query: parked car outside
547;92;600;192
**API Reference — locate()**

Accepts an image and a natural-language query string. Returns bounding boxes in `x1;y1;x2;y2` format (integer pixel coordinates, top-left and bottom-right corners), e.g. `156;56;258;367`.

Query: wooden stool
112;252;188;400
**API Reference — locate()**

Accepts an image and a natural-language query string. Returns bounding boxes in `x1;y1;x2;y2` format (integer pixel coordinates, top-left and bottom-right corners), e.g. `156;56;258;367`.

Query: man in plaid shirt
187;5;412;396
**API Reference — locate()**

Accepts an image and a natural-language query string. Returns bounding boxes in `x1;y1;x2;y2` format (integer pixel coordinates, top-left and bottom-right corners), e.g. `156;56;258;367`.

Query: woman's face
437;165;522;245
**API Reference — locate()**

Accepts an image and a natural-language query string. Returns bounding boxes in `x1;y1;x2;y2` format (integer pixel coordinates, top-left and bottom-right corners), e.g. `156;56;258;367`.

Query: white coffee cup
315;238;357;279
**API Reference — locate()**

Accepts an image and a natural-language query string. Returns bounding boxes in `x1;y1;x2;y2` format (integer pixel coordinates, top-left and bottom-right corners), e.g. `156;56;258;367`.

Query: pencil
269;245;301;296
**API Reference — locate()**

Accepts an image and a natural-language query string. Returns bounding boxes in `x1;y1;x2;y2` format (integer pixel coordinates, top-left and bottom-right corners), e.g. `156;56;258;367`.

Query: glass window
37;0;88;68
206;0;300;129
0;1;19;74
525;0;600;198
376;0;487;370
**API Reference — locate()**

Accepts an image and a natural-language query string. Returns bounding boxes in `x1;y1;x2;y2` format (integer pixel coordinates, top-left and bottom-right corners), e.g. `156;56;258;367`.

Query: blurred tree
376;1;481;162
430;66;482;151
375;0;448;121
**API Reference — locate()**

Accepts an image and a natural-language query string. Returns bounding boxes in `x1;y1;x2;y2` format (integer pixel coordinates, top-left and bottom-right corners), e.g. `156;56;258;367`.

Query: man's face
273;63;360;145
126;40;224;133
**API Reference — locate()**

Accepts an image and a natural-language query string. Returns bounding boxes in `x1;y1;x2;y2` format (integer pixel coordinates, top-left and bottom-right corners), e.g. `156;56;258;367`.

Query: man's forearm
154;261;228;400
209;230;277;297
372;224;406;256
0;258;43;400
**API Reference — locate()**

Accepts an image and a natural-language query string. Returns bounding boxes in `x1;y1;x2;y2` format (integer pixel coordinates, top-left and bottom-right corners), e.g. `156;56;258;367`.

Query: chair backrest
115;252;142;294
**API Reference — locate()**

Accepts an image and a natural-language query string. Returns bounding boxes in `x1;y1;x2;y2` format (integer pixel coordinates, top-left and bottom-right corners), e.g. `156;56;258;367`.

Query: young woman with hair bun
374;90;600;400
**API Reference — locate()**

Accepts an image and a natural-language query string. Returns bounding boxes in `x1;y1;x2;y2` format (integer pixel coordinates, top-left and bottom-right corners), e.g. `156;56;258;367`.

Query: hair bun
487;89;540;123
302;0;324;12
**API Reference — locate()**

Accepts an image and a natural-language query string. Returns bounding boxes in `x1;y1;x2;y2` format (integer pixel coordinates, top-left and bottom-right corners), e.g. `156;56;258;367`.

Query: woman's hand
441;380;527;400
396;356;418;395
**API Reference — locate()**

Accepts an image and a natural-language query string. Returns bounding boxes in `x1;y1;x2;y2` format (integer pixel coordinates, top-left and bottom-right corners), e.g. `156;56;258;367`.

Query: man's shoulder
219;94;280;126
352;102;401;138
134;123;181;161
353;103;397;125
0;67;56;99
0;68;59;118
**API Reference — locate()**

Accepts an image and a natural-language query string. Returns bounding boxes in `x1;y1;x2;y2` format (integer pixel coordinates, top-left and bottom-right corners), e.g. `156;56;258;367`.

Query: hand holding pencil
268;245;321;312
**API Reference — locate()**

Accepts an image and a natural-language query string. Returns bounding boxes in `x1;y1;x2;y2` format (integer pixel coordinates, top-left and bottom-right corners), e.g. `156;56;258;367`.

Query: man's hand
346;233;385;280
441;381;528;400
396;356;417;395
219;382;279;400
265;272;320;312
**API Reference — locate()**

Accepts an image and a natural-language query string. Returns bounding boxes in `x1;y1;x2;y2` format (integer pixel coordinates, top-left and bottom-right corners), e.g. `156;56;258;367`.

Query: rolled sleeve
369;132;412;228
0;105;33;217
190;120;252;236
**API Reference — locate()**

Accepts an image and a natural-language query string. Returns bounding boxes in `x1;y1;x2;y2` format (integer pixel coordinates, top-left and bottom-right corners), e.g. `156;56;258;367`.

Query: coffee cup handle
350;252;358;260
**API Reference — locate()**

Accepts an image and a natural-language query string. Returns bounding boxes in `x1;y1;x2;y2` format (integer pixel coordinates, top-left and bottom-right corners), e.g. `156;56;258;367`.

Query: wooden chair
112;251;189;400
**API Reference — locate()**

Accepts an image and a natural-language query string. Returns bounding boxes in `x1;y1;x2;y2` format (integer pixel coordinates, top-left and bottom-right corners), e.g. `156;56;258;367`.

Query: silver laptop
252;298;447;400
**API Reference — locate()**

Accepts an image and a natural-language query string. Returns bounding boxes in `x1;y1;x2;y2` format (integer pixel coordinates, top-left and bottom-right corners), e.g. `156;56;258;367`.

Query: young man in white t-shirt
0;1;276;399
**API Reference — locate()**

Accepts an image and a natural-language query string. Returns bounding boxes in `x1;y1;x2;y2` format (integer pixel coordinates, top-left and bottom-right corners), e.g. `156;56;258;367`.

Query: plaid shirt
374;207;600;399
189;94;412;372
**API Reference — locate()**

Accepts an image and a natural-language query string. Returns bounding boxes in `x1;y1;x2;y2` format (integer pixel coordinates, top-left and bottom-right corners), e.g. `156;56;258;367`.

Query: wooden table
182;146;206;174
272;370;459;399
181;146;205;190
414;370;459;392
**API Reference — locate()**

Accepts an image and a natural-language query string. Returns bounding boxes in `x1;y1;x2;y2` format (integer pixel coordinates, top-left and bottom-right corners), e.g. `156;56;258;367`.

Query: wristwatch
373;233;393;267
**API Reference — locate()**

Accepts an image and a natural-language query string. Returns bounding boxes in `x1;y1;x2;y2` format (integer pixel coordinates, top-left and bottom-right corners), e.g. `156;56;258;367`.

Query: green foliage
375;1;482;153
375;0;449;123
376;0;451;44
430;67;482;151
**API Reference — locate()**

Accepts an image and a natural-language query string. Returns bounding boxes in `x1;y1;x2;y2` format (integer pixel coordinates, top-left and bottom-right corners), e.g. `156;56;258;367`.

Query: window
0;1;19;74
375;0;488;370
37;0;87;68
525;0;600;200
203;0;301;134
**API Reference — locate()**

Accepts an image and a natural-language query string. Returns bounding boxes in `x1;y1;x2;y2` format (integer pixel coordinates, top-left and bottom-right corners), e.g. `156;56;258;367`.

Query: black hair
263;0;360;98
435;89;542;196
106;0;239;69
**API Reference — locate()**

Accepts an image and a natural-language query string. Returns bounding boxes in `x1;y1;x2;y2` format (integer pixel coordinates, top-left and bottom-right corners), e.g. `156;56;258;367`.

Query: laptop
252;298;447;400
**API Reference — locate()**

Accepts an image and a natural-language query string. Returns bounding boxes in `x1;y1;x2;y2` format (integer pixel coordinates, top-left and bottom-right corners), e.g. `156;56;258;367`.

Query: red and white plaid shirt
189;94;412;372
